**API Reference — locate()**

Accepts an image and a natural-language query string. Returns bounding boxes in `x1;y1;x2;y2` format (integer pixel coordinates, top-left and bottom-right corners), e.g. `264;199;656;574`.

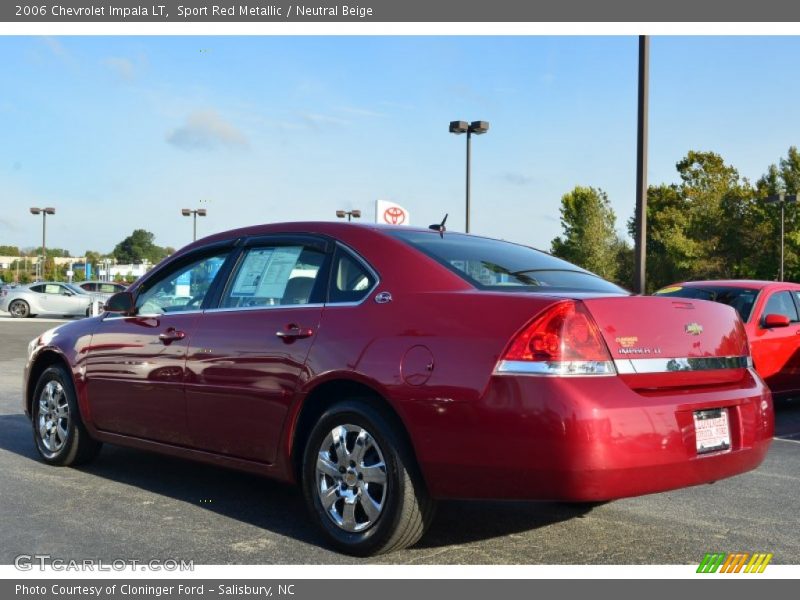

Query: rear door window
222;243;327;308
328;247;377;304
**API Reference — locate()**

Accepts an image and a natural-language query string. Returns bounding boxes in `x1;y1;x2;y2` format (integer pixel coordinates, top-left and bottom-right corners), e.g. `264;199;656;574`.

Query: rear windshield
654;285;760;322
387;230;627;294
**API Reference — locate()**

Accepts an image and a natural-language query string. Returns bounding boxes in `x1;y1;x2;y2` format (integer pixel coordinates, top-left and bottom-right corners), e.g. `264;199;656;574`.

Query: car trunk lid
580;296;751;389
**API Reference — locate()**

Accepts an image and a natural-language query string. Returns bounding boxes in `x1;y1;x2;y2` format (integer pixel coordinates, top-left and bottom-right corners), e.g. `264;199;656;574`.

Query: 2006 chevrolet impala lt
24;222;774;555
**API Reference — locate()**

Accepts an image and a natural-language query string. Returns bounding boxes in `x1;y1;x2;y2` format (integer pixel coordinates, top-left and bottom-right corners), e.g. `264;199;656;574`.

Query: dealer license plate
694;408;731;454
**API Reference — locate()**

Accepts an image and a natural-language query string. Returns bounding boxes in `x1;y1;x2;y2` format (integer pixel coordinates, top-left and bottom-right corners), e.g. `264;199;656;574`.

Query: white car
0;282;95;318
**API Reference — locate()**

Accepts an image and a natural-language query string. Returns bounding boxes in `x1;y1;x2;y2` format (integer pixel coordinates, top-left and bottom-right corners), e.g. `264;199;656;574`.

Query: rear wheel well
291;379;420;484
27;351;70;416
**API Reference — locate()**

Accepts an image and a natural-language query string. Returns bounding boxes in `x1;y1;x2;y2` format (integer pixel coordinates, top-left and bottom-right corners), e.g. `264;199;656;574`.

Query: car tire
8;299;30;318
31;365;101;466
302;399;435;556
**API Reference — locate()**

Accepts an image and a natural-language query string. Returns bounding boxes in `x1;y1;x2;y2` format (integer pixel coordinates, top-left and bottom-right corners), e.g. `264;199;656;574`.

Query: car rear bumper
410;368;773;501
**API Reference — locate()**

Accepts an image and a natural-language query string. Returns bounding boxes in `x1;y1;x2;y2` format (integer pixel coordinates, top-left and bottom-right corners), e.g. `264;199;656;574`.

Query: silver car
75;280;128;304
0;282;95;318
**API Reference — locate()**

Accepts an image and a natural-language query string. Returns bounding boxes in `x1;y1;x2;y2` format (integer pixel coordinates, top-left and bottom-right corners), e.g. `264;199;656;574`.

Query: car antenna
429;213;448;238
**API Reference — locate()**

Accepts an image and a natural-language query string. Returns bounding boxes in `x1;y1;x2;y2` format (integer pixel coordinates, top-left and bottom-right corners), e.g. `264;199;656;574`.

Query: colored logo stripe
697;553;726;573
697;552;773;573
745;553;773;573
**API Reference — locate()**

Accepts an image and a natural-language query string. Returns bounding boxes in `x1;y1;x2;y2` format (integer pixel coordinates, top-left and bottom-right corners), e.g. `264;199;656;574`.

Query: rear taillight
495;300;615;376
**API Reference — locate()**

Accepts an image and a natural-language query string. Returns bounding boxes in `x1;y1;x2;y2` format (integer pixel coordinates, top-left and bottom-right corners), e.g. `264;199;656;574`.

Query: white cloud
500;172;536;186
0;217;20;232
104;57;136;81
380;100;415;111
299;113;349;127
166;110;249;151
41;36;67;58
338;106;385;118
38;36;77;68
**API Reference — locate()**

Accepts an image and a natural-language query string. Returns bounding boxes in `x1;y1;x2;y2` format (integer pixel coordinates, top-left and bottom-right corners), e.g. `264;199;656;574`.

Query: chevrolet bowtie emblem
685;323;704;336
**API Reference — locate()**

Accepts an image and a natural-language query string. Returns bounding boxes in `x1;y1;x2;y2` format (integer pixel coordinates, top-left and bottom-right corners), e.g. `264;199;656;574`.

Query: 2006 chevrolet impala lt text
23;222;774;555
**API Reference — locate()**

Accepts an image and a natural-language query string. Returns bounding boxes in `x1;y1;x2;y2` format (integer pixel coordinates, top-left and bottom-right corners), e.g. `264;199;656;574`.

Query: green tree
755;146;800;280
779;146;800;193
551;186;622;281
112;230;169;264
0;245;21;255
630;183;696;289
46;248;72;258
633;151;756;291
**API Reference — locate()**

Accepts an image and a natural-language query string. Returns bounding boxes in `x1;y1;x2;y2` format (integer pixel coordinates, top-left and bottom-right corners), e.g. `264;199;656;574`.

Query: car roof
175;220;547;259
669;280;799;290
192;221;448;242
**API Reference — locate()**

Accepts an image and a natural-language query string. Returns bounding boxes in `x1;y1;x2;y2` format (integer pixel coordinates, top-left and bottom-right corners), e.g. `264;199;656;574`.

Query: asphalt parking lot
1;317;799;565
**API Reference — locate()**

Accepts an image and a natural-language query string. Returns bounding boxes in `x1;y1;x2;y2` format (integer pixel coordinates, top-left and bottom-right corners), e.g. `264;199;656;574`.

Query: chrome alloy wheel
9;300;28;317
38;380;70;453
315;424;387;532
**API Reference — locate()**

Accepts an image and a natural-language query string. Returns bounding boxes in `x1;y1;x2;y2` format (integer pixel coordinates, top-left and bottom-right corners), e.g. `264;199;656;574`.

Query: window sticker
231;246;303;299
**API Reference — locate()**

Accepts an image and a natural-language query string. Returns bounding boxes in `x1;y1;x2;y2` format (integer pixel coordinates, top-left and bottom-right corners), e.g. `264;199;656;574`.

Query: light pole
29;207;55;280
764;193;798;281
634;35;650;295
449;120;489;233
335;209;361;222
182;208;207;241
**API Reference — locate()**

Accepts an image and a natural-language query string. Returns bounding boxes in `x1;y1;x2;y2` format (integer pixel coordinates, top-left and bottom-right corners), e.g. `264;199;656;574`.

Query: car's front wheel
8;299;30;318
302;399;435;556
32;365;101;466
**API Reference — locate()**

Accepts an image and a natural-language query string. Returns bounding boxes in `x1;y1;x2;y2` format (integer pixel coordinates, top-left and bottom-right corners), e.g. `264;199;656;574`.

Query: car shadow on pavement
773;397;800;439
0;412;598;552
416;500;595;549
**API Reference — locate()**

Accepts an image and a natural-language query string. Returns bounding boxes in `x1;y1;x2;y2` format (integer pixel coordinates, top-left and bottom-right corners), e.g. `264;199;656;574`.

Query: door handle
276;325;314;341
159;327;186;344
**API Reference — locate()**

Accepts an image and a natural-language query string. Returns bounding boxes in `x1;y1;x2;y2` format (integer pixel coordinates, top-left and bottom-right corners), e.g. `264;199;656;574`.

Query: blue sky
1;35;800;256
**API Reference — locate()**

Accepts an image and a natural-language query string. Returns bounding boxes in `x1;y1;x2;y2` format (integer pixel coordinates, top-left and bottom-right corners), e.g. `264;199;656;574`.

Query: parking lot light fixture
182;208;207;241
449;120;490;233
29;206;55;280
336;209;361;222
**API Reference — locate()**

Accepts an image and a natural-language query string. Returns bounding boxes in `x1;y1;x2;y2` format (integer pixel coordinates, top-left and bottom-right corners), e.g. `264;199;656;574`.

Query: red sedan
655;280;800;400
24;223;773;555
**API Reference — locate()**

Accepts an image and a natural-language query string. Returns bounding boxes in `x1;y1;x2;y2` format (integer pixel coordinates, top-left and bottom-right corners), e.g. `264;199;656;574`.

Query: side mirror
105;291;135;315
763;313;791;328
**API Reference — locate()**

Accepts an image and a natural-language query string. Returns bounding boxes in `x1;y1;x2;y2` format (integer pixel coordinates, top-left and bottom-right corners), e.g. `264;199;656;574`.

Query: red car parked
655;280;800;400
25;223;773;555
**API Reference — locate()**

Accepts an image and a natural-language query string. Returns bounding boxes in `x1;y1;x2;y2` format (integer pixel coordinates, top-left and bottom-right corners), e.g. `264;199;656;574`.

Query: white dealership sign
376;200;410;226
